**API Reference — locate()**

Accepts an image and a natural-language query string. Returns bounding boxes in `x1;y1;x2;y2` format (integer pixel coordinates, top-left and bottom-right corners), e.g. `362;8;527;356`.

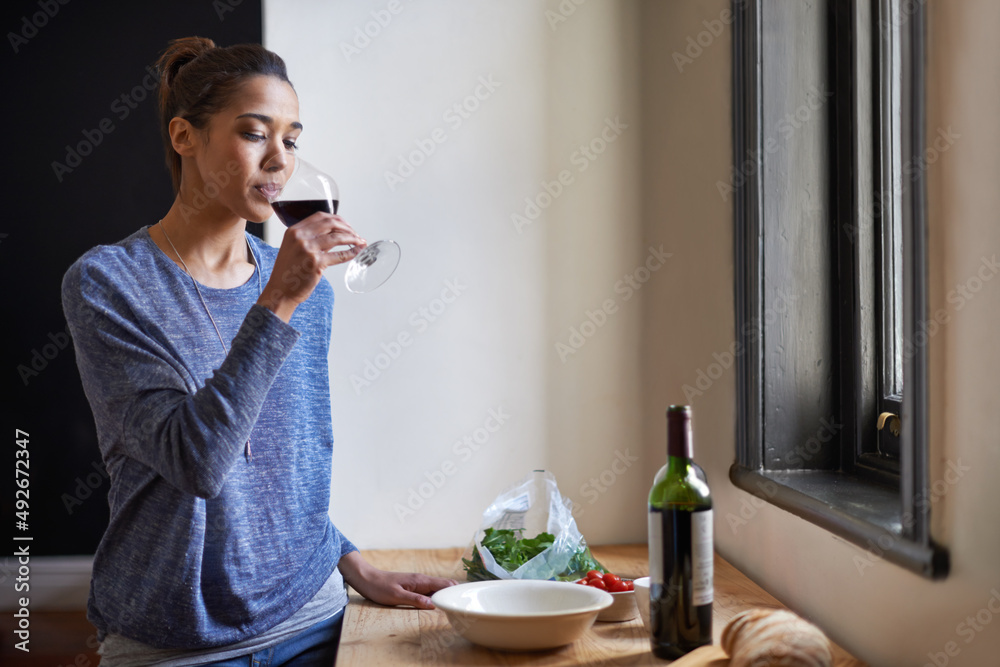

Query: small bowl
596;581;638;622
431;579;613;651
632;577;651;632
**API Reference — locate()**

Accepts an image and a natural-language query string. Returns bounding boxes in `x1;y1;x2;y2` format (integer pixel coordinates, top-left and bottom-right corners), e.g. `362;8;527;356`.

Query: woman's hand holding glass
258;211;367;321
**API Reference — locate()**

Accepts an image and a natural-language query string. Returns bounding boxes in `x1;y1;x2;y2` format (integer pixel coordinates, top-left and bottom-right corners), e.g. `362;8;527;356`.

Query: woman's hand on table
339;551;459;610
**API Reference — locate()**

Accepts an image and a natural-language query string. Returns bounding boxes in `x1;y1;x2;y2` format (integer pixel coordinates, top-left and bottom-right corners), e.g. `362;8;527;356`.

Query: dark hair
155;36;293;192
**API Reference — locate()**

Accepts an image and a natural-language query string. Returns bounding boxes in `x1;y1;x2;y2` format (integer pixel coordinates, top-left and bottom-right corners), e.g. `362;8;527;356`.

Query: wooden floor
0;610;100;666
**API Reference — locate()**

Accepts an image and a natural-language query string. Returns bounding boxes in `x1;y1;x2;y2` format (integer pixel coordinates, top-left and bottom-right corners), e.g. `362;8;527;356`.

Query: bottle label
691;509;713;605
648;510;663;585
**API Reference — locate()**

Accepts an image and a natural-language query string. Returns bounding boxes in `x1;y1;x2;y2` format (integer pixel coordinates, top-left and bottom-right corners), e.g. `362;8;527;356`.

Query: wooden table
337;545;865;666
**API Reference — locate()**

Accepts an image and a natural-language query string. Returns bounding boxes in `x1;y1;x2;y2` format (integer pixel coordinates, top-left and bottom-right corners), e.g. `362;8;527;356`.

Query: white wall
264;0;645;551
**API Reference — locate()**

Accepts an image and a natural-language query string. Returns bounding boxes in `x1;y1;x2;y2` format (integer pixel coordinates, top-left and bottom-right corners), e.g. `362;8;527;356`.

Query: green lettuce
461;528;606;581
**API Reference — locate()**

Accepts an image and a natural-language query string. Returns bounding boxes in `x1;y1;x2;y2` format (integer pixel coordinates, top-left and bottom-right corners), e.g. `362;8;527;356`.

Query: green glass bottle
648;405;713;659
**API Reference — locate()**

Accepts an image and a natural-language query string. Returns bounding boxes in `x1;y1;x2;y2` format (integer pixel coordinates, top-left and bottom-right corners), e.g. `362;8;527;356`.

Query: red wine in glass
265;154;400;293
272;199;340;227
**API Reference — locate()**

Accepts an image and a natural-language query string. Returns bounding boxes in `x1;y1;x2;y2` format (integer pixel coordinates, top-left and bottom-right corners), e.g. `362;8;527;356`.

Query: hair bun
156;36;216;91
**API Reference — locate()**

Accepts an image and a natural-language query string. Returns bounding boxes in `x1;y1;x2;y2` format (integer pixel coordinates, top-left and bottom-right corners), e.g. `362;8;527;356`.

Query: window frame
871;0;904;467
729;0;947;579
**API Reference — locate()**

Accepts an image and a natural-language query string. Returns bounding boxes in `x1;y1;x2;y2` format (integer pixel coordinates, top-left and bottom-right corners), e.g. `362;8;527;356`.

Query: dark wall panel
2;0;263;555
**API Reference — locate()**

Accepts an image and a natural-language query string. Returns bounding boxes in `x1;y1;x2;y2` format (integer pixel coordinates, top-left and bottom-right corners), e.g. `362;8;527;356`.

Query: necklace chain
159;220;261;461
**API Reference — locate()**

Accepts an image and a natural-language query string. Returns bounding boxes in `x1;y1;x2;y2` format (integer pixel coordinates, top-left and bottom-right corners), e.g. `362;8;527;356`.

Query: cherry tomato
587;578;608;591
586;570;603;580
608;580;628;593
602;572;621;587
625;580;634;591
576;578;589;585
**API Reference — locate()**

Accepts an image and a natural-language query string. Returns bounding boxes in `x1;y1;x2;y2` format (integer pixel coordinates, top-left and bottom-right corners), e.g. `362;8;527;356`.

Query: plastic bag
460;470;605;581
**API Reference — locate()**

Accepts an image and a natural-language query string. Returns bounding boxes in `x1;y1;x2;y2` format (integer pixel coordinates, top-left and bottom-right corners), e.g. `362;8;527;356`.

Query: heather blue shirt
61;226;357;649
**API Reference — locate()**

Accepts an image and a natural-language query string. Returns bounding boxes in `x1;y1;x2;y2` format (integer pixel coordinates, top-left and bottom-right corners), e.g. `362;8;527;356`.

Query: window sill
729;464;949;579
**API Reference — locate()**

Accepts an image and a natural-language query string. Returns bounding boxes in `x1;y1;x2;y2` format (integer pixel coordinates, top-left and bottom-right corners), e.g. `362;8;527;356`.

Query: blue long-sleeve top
61;226;357;649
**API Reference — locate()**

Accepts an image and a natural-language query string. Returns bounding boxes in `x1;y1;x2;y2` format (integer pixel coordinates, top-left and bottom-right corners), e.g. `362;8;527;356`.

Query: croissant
721;608;833;667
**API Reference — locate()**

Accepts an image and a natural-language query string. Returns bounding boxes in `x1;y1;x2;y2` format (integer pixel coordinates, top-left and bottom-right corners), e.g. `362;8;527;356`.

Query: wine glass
265;153;400;293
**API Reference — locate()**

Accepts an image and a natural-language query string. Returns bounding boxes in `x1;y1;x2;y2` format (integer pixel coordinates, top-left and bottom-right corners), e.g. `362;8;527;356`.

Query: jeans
195;609;344;667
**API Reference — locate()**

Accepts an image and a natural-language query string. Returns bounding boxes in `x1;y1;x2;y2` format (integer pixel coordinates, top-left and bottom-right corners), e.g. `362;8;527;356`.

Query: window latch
877;412;901;437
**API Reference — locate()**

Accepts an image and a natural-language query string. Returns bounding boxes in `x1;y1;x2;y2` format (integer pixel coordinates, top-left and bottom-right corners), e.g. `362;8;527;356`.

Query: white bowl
587;579;638;622
431;579;613;651
632;577;651;632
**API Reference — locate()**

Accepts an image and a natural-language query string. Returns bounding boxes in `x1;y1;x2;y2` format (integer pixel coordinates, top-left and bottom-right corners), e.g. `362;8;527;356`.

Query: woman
61;37;455;666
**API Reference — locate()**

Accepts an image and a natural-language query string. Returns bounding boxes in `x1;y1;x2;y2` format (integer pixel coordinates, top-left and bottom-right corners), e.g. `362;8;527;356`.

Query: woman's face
187;75;301;223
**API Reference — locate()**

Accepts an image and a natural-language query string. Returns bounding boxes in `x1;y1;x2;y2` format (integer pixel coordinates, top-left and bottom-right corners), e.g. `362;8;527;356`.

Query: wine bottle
648;405;713;659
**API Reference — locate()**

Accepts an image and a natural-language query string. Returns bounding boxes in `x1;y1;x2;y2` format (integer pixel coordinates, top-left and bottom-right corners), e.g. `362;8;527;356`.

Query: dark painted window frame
729;0;948;579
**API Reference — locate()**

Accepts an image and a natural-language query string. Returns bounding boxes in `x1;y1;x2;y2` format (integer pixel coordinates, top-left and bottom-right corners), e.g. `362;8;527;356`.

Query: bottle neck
663;408;694;481
666;411;692;460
